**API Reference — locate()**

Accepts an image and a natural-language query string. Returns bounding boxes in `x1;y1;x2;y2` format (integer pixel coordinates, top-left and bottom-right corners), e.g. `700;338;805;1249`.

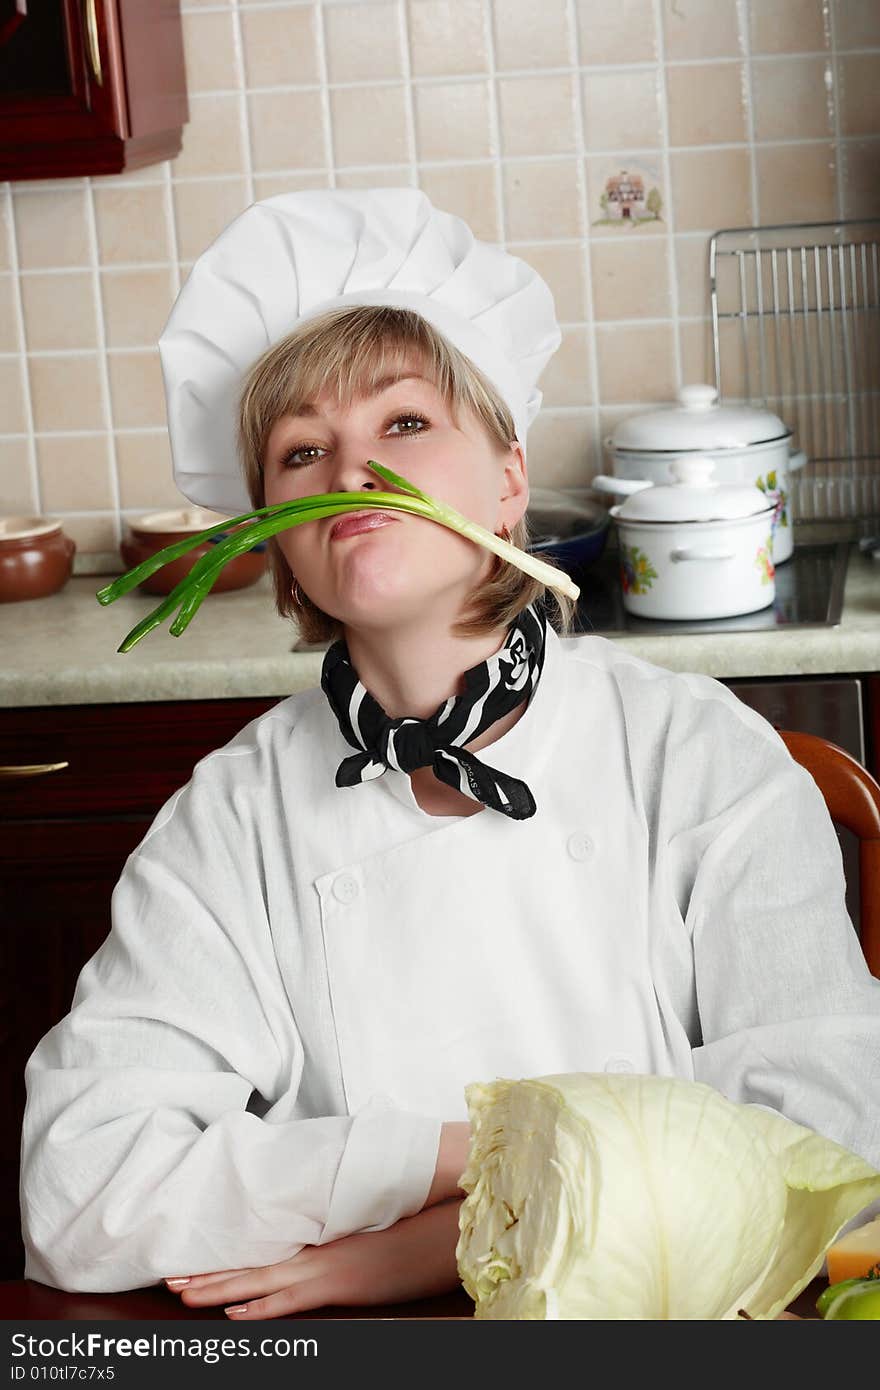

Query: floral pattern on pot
755;538;775;585
620;543;658;594
755;471;788;530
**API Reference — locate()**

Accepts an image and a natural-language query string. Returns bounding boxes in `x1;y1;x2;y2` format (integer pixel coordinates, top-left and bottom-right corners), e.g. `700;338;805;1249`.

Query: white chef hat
158;187;561;516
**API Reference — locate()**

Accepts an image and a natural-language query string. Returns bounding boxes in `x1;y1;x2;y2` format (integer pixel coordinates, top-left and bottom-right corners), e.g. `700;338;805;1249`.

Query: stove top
568;541;851;637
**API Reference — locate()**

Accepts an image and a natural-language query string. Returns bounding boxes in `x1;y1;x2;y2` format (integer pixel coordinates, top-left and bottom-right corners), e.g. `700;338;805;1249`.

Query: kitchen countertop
1;545;878;708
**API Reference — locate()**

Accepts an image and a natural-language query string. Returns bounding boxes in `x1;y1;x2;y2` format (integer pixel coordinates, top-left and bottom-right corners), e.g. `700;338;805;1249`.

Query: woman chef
19;189;880;1318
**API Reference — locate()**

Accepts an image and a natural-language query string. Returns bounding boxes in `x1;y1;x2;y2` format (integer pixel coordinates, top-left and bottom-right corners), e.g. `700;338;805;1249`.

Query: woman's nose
327;450;379;493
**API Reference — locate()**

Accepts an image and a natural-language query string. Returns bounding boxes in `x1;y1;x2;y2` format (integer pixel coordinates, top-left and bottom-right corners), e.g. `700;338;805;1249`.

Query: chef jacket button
604;1056;635;1074
332;873;359;904
567;832;594;862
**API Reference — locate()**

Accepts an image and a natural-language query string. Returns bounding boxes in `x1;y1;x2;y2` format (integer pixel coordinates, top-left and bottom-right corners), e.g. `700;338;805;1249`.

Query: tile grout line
738;0;761;228
397;0;419;189
483;0;507;247
566;0;603;480
3;186;41;515
124;48;880;93
2;309;725;362
11;132;879;198
160;10;183;297
230;0;258;205
84;178;123;548
162;167;183;303
652;0;684;392
158;73;184;531
316;3;338;188
826;0;845;220
4;209;869;284
97;67;839;95
169;22;873;71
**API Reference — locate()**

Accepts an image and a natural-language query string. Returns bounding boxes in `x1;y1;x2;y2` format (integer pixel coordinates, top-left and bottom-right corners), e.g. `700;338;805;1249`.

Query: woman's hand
164;1198;464;1320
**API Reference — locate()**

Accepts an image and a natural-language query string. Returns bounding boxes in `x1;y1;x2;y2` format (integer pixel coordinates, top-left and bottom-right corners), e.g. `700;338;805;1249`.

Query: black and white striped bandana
320;601;548;820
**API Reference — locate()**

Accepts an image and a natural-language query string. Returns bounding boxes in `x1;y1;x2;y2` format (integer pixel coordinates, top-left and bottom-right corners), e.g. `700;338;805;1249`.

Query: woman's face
262;359;528;632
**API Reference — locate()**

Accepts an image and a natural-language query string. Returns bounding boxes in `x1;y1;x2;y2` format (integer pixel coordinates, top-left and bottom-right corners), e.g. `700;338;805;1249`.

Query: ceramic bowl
0;517;76;603
120;507;268;596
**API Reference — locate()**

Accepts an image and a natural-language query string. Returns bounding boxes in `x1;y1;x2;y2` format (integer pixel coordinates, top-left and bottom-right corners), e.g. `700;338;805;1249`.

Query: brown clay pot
0;517;77;602
120;507;268;596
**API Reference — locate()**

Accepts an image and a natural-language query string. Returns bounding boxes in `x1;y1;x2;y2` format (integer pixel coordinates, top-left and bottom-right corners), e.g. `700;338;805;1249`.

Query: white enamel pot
593;384;806;565
609;456;777;621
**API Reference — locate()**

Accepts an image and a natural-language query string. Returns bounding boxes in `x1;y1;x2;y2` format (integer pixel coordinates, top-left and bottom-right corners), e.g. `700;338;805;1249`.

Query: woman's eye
386;412;429;436
275;411;425;472
279;443;325;469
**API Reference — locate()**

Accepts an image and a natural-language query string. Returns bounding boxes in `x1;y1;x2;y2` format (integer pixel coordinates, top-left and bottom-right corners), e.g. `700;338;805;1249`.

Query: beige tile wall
1;0;878;555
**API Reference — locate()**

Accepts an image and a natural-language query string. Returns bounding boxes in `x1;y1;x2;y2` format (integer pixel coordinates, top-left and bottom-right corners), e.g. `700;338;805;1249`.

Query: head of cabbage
454;1073;880;1320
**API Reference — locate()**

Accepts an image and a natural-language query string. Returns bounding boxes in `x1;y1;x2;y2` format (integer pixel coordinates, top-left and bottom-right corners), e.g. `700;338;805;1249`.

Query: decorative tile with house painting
592;161;664;230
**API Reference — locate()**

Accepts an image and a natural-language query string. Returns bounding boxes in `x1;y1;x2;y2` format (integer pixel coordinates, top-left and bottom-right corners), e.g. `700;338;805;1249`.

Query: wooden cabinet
0;0;188;181
0;696;277;1280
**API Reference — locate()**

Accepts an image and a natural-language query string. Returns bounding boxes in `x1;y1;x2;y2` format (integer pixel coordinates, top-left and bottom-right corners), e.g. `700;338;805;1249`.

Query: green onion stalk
96;459;580;653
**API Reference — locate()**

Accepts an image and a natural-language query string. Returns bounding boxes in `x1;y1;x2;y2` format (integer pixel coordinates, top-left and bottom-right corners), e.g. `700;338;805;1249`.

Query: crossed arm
166;1122;472;1319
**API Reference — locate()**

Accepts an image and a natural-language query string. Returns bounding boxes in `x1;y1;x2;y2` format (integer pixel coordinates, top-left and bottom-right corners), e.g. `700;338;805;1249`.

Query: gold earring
497;524;512;543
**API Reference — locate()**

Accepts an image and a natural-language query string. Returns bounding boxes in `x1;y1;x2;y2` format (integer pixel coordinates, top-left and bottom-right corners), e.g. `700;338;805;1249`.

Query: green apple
816;1277;870;1317
822;1280;880;1320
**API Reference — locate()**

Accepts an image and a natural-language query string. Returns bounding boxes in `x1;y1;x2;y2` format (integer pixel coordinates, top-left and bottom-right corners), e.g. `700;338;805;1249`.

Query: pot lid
613;456;776;523
130;506;230;534
0;515;62;541
610;383;791;452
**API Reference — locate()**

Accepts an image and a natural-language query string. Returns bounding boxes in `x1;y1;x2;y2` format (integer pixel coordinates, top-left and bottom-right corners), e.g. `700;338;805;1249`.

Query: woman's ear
499;439;529;529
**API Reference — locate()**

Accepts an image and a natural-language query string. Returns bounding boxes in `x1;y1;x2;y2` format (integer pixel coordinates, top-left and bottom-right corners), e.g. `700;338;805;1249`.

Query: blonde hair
236;304;577;644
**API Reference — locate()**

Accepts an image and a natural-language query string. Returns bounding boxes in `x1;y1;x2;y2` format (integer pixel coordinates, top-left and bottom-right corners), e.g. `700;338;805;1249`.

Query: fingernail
225;1304;248;1317
165;1278;191;1288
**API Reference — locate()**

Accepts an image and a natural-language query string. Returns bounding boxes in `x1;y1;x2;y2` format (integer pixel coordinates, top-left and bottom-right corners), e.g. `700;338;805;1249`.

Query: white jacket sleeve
20;767;441;1293
664;689;880;1170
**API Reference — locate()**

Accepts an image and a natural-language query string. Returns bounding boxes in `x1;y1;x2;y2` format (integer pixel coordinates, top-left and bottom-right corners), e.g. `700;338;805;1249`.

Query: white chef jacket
20;623;880;1292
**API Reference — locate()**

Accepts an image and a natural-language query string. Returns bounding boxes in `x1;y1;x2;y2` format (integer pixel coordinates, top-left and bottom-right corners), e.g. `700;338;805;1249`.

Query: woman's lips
330;511;399;540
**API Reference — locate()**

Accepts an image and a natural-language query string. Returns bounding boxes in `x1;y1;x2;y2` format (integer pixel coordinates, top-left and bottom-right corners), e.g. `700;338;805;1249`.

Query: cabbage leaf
455;1073;880;1320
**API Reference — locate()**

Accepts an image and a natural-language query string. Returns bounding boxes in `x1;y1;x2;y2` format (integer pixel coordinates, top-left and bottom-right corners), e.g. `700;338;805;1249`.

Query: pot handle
591;474;653;497
788;448;808;472
670;547;737;563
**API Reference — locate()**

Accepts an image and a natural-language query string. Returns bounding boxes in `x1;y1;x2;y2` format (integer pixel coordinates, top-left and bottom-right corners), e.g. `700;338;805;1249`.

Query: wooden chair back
777;730;880;978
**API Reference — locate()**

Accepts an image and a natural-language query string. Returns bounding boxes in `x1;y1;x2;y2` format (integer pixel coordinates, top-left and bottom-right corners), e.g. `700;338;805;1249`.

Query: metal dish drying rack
710;219;880;553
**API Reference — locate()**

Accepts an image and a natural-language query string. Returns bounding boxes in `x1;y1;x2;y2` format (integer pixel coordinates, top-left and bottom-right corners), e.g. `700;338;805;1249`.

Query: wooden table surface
0;1279;475;1320
0;1278;824;1320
